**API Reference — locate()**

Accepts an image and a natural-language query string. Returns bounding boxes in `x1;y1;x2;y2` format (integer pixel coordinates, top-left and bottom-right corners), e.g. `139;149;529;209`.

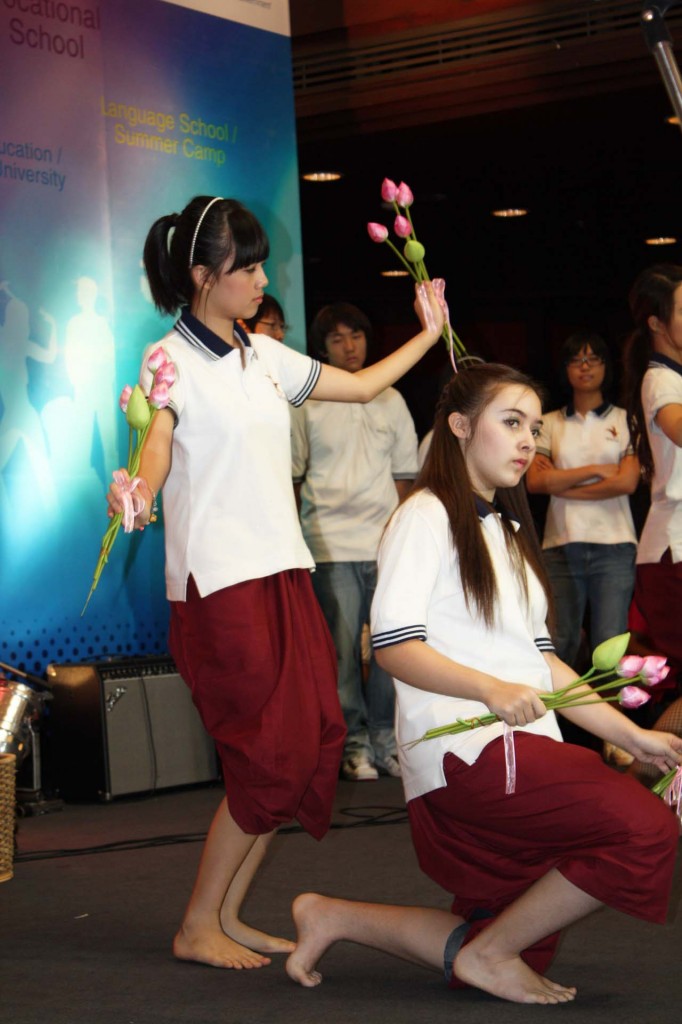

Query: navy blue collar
650;353;682;377
475;493;520;525
564;399;610;418
175;307;251;359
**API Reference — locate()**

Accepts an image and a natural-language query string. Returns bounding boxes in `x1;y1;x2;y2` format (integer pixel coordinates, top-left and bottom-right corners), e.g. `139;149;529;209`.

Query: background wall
0;0;301;674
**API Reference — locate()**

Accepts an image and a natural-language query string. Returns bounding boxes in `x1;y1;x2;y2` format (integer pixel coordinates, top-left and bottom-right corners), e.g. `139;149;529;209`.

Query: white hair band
188;196;223;269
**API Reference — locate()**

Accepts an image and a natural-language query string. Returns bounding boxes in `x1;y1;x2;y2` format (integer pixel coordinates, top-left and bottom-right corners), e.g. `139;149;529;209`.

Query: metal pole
642;3;682;131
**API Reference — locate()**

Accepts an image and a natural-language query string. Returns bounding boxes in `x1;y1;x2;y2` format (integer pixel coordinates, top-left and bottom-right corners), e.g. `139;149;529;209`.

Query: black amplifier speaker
43;656;219;801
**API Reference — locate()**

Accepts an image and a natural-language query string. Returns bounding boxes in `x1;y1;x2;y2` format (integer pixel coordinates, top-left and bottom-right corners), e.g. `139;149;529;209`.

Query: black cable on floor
14;804;409;862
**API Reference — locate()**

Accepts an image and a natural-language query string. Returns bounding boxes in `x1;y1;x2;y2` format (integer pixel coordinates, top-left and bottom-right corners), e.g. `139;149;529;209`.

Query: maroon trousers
170;570;346;838
408;734;679;987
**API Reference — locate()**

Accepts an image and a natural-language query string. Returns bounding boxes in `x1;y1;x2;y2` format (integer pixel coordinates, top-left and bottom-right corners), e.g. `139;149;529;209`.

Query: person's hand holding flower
82;346;175;614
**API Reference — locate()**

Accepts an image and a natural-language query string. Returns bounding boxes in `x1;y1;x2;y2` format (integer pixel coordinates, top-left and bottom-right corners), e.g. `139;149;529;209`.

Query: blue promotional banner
0;0;303;674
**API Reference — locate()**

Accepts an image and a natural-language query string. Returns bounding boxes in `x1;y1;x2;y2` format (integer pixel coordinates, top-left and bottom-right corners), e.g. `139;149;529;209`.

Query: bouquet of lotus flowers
408;632;681;806
367;177;471;371
81;346;175;614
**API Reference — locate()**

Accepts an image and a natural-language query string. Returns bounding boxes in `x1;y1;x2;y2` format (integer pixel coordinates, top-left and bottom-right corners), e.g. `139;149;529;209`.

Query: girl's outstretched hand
414;281;444;344
626;728;682;773
483;678;547;727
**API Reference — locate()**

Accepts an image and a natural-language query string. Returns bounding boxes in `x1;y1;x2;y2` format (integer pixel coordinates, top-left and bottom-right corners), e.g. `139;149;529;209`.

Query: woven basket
0;753;16;883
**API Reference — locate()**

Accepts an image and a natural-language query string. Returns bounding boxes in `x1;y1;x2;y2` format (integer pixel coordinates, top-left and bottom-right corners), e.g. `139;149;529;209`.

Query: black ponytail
142;196;270;316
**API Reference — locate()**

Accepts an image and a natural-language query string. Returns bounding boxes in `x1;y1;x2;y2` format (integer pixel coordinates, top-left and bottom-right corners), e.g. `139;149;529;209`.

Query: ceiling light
301;171;342;182
380;269;409;277
492;208;528;218
645;236;677;245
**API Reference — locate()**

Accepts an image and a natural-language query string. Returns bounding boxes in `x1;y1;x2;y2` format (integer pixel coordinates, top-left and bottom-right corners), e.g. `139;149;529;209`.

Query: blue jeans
312;561;396;763
543;542;636;668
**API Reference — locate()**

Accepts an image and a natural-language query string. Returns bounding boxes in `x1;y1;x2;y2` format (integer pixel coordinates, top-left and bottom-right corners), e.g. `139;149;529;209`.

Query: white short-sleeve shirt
536;403;636;548
638;357;682;564
290;388;418;562
370;490;563;802
140;311;321;601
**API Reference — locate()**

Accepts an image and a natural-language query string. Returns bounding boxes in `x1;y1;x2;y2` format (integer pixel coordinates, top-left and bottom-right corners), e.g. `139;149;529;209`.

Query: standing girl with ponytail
106;195;444;971
623;264;682;689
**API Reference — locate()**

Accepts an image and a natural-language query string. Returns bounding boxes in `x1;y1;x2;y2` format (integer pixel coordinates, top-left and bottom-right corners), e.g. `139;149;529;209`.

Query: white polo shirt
291;388;418;562
638;356;682;564
139;311;320;601
536;403;636;549
370;489;563;802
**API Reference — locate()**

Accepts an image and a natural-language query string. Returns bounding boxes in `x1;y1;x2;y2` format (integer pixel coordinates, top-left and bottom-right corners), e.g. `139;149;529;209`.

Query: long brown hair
416;363;553;629
622;263;682;482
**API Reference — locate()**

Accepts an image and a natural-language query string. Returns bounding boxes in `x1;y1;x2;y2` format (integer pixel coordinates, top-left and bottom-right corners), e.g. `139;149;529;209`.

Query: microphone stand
642;1;682;129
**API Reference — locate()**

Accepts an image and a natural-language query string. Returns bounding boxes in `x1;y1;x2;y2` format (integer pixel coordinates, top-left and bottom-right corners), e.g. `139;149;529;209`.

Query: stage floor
4;777;681;1024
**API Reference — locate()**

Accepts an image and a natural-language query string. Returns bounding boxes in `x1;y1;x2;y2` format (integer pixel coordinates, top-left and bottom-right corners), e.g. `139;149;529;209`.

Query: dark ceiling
291;3;682;429
298;83;682;333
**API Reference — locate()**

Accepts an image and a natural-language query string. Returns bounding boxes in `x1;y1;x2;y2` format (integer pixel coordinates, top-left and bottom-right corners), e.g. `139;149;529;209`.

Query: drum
0;680;40;761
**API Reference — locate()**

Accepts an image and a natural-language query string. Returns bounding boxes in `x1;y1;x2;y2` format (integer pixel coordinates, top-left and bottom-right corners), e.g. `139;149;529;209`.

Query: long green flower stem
414;670;649;745
382;241;467;359
651;766;681;797
81;412;157;615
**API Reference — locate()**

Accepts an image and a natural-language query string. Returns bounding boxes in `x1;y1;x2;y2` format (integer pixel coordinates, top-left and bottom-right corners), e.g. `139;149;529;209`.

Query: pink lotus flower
617;655;645;678
641;655;668;680
647;665;670;686
367;222;389;243
148;382;170;410
367;177;469;368
394;215;412;238
146;346;167;373
154;362;176;387
618;686;651;709
381;178;398;202
396;181;414;207
119;384;133;413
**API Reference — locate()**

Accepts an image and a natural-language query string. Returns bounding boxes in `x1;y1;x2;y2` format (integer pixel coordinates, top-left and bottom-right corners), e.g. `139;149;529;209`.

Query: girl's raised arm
310;282;443;404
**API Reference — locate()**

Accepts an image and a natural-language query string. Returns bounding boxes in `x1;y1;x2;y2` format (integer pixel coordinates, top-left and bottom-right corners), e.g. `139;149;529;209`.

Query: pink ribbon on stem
503;721;517;795
432;278;458;374
112;470;145;533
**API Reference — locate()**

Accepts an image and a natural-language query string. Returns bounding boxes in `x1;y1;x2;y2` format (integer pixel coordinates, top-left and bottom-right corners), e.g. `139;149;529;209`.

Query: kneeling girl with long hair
287;362;682;1005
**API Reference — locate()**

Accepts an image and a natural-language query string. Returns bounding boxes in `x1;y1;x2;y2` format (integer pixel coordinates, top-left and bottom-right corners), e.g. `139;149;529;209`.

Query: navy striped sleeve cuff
535;636;555;652
290;360;321;406
372;625;427;649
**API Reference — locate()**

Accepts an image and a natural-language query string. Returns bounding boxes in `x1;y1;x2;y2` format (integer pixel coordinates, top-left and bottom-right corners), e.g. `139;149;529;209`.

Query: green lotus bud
125;384;151;430
591;632;630;671
403;240;425;263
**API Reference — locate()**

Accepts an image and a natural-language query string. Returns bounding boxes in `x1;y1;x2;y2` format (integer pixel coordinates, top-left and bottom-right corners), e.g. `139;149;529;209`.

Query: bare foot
221;916;296;955
454;943;577;1004
173;923;271;969
286;893;336;987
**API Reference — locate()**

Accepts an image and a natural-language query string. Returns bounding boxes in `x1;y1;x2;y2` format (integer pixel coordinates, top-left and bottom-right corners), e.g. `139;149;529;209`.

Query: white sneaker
376;754;401;778
341;755;379;781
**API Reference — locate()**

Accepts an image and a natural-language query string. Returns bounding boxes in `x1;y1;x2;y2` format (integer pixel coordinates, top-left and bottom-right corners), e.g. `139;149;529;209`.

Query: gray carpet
3;778;681;1024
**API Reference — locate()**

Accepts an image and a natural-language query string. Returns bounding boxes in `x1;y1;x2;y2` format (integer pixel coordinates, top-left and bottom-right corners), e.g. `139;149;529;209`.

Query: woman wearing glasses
526;331;639;672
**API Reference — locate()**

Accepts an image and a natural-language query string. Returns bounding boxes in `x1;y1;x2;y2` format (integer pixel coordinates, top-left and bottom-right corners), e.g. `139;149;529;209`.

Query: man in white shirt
291;303;418;780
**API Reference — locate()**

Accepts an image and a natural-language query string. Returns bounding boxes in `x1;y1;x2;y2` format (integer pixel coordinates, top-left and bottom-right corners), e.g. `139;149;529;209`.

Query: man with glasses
243;294;289;342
